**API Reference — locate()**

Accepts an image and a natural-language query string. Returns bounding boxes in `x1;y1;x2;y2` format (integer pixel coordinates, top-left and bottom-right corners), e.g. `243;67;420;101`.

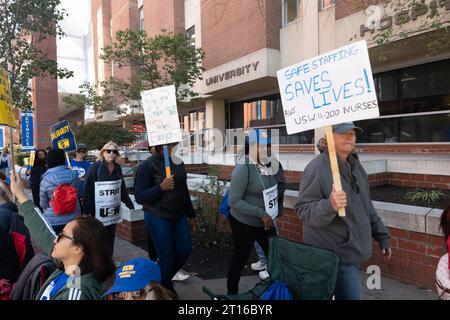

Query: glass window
186;26;195;47
319;0;335;11
355;113;450;143
283;0;302;25
139;8;144;31
374;72;397;102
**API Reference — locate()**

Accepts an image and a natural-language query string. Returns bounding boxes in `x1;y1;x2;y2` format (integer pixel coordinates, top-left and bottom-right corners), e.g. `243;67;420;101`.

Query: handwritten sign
50;120;77;153
141;85;182;147
277;40;379;134
0;67;16;128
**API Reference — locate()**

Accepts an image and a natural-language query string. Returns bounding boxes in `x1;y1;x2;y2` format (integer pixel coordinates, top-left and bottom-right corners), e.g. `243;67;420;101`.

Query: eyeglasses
56;231;76;243
105;149;118;155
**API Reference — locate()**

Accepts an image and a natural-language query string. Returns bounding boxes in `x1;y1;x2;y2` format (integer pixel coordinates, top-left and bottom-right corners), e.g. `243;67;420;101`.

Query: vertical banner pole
324;125;346;217
163;145;171;178
65;152;72;169
9;126;14;175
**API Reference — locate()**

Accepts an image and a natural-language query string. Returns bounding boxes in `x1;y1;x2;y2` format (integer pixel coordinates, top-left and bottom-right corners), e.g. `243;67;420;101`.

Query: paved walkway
113;237;438;300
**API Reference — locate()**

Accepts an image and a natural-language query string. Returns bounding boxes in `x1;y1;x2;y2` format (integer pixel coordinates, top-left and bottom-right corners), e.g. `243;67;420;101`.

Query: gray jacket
294;152;390;265
228;160;278;228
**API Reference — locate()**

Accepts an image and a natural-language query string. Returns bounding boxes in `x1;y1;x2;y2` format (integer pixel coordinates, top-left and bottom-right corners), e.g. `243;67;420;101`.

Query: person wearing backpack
227;129;279;295
82;141;134;258
40;149;81;234
9;173;115;300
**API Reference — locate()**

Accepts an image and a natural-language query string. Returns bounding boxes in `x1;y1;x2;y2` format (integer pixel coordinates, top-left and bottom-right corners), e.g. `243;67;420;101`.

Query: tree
73;122;137;150
64;29;204;114
0;0;73;110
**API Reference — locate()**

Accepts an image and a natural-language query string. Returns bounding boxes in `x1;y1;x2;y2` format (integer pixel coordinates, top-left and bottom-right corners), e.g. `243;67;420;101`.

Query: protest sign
94;180;122;227
277;40;379;134
0;67;15;128
141;85;182;177
277;41;379;216
21;112;34;151
141;85;182;147
50;120;77;153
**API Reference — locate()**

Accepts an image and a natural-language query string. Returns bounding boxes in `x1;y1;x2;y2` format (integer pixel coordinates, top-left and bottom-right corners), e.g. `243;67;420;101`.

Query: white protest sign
277;40;379;134
263;184;278;220
141;85;182;147
94;180;122;227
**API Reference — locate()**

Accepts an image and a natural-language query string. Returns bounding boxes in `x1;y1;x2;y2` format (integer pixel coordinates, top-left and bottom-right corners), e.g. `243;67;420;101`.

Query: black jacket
134;153;196;219
82;160;134;217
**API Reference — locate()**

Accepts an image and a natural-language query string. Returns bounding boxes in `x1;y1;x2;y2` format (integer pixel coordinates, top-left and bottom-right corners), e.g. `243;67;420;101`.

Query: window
319;0;335;11
139;8;144;31
186;26;195;47
282;0;302;26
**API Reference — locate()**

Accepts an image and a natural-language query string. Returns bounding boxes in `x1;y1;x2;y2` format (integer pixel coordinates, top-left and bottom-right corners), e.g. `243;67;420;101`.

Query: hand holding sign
330;184;347;212
160;176;175;191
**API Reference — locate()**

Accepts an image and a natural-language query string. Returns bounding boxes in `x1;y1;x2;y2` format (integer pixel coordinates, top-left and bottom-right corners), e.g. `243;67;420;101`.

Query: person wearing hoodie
295;122;391;300
40;149;81;234
9;173;115;300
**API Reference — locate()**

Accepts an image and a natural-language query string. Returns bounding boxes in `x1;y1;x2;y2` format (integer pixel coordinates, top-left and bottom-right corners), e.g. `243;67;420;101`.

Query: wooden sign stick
65;152;72;169
324;125;346;217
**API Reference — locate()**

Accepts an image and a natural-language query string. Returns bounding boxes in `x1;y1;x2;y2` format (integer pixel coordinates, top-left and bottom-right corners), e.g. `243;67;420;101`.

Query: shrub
404;189;447;205
192;167;228;248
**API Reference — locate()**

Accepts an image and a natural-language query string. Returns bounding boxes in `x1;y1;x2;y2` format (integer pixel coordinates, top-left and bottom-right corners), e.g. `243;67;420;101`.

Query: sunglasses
56;231;77;243
105;149;118;155
77;150;87;154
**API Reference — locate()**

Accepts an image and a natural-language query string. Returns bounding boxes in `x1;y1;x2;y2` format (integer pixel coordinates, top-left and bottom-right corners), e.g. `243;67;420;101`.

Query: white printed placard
141;85;182;147
277;40;379;134
94;180;122;227
263;184;278;220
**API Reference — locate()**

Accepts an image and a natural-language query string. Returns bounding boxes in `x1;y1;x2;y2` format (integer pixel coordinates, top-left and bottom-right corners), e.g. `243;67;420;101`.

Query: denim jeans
253;219;277;265
144;212;192;293
334;263;362;300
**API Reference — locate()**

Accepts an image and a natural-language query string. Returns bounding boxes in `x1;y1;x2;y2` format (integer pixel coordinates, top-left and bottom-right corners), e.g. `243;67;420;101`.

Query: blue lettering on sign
284;69;371;110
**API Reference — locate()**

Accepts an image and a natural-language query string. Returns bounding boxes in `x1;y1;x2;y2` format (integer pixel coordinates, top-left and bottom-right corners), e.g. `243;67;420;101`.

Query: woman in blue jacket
40;149;81;234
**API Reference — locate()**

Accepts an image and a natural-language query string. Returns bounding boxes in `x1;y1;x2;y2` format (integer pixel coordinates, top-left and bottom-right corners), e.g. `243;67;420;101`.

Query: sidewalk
113;237;438;300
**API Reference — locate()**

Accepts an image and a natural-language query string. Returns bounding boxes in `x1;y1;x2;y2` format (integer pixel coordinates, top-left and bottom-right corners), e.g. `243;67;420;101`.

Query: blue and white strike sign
277;40;379;134
21;112;34;151
50;120;77;153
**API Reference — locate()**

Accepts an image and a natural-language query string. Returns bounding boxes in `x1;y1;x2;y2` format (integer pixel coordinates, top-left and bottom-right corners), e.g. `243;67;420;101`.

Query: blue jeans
143;212;192;293
334;263;362;300
254;219;277;265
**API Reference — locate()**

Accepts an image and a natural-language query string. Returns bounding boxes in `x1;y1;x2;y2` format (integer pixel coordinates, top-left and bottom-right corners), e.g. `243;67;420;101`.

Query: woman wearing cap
69;144;91;214
40;149;81;234
103;257;173;300
26;149;47;211
9;173;115;300
295;122;391;300
83;141;134;257
226;129;281;295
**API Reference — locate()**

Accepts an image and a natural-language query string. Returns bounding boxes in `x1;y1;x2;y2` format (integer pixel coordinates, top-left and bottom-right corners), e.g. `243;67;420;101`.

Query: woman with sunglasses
9;173;115;300
83;141;134;257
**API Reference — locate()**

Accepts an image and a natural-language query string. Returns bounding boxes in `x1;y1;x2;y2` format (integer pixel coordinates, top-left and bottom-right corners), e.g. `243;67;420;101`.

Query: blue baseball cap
248;129;271;145
102;258;161;297
332;122;363;134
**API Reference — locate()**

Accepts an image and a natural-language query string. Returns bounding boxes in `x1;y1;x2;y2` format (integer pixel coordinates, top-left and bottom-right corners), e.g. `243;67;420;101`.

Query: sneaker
172;270;191;282
259;270;270;280
251;260;267;271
